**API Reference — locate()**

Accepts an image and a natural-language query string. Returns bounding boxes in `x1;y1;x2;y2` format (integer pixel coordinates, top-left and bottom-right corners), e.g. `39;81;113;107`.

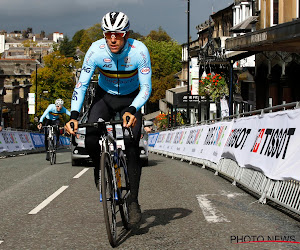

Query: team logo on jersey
100;44;105;49
75;82;82;89
103;64;112;68
103;58;112;63
141;67;150;74
124;57;131;63
72;90;78;101
82;66;91;73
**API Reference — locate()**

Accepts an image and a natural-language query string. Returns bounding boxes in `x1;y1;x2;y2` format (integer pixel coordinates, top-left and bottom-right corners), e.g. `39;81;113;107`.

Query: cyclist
65;11;152;227
38;99;71;160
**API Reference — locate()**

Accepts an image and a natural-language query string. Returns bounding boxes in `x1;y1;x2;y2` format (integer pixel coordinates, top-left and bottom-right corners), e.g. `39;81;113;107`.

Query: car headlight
140;149;145;155
74;149;79;154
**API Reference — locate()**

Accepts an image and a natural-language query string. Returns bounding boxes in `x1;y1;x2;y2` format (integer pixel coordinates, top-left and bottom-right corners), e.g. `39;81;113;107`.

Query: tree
79;23;103;53
72;29;85;47
128;30;143;40
146;27;172;42
59;36;76;58
142;35;182;104
30;51;76;123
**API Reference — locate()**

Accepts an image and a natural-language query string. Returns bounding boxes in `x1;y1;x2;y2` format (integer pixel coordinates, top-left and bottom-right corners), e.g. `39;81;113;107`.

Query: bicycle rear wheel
118;148;130;230
101;152;117;247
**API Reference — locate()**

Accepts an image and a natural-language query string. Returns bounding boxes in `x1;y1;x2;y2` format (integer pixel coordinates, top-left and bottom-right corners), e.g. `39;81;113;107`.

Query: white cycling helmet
55;98;64;107
101;12;130;32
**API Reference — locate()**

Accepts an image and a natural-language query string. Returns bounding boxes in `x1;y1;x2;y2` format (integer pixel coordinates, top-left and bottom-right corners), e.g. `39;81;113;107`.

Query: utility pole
187;0;190;124
35;63;38;116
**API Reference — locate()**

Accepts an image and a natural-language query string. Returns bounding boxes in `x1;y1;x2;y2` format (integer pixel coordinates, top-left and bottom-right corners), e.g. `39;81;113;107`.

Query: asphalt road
1;150;300;249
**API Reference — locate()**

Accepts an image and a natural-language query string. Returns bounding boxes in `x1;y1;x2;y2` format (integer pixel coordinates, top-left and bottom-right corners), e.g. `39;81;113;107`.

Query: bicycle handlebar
70;119;133;147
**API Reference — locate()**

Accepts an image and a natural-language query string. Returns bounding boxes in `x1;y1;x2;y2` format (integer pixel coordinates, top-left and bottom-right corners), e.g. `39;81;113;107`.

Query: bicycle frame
99;123;123;202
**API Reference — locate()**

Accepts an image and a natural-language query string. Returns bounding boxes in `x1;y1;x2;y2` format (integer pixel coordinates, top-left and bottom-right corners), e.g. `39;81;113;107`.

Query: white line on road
196;194;230;223
0;241;3;245
28;186;69;215
73;168;89;179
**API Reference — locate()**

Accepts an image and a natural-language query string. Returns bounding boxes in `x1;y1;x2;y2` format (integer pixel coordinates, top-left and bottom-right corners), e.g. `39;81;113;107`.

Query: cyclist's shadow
118;207;192;244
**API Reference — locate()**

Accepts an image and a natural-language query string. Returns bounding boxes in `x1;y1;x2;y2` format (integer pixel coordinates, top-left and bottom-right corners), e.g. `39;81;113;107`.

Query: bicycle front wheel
48;139;55;165
101;152;117;247
118;148;130;230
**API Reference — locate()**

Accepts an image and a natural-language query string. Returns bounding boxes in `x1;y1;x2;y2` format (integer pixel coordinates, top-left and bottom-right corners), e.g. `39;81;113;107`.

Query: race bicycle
71;118;132;247
43;125;58;165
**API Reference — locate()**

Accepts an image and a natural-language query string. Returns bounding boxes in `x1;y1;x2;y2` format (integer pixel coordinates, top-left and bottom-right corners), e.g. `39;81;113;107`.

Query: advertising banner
0;132;8;153
18;132;35;150
221;109;300;180
30;133;45;148
1;131;22;152
148;132;159;147
153;121;233;163
59;136;70;146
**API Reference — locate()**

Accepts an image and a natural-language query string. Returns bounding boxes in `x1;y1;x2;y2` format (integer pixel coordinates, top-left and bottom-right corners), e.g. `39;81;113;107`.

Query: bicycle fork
99;144;119;203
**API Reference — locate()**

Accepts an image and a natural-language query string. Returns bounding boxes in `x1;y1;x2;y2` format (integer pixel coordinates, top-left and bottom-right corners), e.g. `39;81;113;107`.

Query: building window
271;0;279;25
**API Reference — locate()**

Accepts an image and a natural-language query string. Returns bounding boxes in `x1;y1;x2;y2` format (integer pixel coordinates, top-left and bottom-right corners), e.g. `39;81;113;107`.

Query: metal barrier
149;102;300;216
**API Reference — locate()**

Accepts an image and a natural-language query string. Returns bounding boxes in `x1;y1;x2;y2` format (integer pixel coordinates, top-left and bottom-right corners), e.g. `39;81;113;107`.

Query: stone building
226;0;300;109
0;59;39;129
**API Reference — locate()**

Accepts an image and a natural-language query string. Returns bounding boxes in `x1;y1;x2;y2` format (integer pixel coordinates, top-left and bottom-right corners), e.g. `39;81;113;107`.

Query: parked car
71;112;152;167
71;112;90;166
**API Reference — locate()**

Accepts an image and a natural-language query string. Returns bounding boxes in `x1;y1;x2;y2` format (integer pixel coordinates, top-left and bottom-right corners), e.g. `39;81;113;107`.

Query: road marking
73;168;89;179
0;241;3;245
196;194;230;223
28;186;69;215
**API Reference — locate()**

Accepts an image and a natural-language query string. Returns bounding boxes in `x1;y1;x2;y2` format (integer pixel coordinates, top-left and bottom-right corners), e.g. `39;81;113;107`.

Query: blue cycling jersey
71;38;152;115
39;104;71;123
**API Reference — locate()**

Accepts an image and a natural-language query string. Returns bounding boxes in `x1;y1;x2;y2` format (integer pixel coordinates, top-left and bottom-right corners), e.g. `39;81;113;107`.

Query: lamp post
186;0;190;124
35;63;38;116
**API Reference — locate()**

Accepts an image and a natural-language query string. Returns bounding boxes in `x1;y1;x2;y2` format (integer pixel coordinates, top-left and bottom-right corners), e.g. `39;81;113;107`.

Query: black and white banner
222;109;300;181
149;108;300;181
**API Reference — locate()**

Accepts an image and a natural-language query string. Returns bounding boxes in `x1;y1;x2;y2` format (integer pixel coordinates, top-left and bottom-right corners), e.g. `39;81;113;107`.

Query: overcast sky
1;0;233;44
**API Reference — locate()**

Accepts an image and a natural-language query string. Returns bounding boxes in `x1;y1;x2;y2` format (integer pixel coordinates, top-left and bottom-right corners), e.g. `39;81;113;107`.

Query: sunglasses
103;31;126;39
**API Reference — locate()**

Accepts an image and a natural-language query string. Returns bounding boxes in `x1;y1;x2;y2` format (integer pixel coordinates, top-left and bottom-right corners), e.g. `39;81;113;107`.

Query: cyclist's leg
124;110;142;200
85;95;113;187
122;109;142;225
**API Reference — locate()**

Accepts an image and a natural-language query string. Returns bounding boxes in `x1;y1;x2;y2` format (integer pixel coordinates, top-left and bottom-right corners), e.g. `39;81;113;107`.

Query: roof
230;16;259;32
0;59;40;76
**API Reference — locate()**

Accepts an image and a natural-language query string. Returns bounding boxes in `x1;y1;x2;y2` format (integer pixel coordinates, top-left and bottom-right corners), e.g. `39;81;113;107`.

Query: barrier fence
148;102;300;216
0;129;70;156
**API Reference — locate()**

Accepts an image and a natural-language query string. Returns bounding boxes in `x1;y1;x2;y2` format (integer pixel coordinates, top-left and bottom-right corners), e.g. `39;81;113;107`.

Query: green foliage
146;26;172;42
30;51;76;122
142;35;181;103
59;36;76;58
79;23;103;53
128;30;143;40
72;29;85;47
